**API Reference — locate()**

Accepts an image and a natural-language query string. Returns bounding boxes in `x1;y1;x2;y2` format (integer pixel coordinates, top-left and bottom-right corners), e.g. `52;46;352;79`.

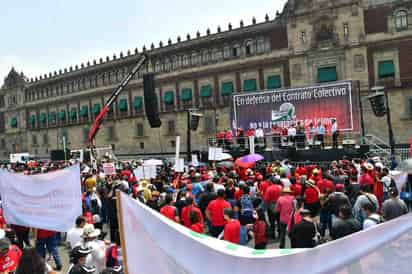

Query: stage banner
119;192;412;274
231;81;361;133
0;164;82;232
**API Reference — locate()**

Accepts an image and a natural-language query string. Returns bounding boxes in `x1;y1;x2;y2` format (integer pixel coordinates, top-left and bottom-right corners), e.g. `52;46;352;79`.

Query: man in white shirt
362;202;381;230
287;125;297;146
67;216;86;249
78;224;107;274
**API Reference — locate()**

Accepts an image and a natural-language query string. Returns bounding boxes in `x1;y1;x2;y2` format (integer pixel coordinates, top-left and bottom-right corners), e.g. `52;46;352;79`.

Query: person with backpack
362;202;381;230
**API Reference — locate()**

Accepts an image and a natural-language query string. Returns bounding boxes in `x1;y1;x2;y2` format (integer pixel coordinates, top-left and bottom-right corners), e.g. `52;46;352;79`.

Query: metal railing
208;132;363;152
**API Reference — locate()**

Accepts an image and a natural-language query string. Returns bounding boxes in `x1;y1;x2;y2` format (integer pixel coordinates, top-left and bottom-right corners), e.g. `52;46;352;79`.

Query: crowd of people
0;155;411;273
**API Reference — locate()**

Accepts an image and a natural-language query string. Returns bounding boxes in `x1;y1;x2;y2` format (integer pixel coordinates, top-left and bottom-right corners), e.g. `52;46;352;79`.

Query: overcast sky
0;0;287;86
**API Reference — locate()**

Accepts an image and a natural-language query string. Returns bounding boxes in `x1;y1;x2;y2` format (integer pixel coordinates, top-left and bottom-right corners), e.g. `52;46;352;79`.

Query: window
0;139;5;149
172;56;180;70
43;133;48;145
301;31;307;44
182;55;190;67
164;91;174;105
164;58;171;71
181;88;193;102
408;98;412;117
203;116;215;134
118;99;128;113
232;44;241;57
107;126;116;140
202;50;210;63
395;10;408;30
80;106;89;119
83;128;89;143
223;46;231;59
133;96;143;112
93;104;101;116
58;110;66;122
139;142;145;149
267;75;282;89
343;23;349;40
257;38;265;53
40;113;47;127
200;85;213;98
70;108;77;122
317;67;338;83
221;82;234;96
168;120;175;135
245;40;255;55
10;117;18;128
191;52;199;65
48;112;56;125
212;48;222;61
170;140;176;148
378;60;395;79
32;135;37;146
136;123;144;137
155;61;162;72
243;79;257;92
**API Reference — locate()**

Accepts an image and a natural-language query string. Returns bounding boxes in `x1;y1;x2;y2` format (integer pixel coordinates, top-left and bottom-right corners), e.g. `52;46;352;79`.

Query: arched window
395;10;408;30
212;48;222;61
164;58;171;71
232;44;241;57
155;61;162;72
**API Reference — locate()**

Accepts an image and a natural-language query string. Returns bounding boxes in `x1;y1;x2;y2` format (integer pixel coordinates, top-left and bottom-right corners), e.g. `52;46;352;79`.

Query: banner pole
116;190;129;274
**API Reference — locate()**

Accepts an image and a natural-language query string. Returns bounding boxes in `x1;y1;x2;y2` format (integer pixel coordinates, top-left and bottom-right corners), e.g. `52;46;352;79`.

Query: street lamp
368;86;396;156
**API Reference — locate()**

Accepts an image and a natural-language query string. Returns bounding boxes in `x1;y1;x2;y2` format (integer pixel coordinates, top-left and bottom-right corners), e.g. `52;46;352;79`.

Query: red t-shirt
206;198;231;227
291;184;302;197
224;219;240;244
160;205;178;222
259;181;270;197
264;184;282;203
359;174;374;186
181;205;203;228
304;187;319;204
37;229;57;240
0;245;22;272
317;179;335;194
234;189;244;201
253;220;267;245
190;222;204;234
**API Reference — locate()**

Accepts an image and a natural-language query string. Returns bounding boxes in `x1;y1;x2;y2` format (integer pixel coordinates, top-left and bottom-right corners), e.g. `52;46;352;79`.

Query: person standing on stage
331;119;339;149
316;121;325;148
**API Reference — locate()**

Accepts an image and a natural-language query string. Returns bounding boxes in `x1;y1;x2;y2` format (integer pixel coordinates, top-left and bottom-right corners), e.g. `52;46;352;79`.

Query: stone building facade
1;0;412;159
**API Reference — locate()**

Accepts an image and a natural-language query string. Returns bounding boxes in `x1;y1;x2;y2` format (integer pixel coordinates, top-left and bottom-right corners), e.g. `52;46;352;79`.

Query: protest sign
0;164;82;232
118;192;412;274
133;166;157;181
102;162;116;175
208;147;223;161
191;154;199;167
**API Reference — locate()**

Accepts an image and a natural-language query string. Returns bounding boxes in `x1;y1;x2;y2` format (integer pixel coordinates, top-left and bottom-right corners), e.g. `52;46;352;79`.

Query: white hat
82;224;101;238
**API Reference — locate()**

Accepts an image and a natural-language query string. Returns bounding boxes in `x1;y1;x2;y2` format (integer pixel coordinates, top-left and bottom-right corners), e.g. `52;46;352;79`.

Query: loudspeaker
143;73;162;128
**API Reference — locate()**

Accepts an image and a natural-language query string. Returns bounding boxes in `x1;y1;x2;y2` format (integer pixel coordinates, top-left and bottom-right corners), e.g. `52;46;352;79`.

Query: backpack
240;195;254;218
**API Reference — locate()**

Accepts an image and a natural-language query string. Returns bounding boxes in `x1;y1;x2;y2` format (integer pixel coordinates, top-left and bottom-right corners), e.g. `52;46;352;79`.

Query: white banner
249;136;255;154
175;136;181;162
208;147;223;161
119;192;412;274
133;166;157;181
0;165;82;232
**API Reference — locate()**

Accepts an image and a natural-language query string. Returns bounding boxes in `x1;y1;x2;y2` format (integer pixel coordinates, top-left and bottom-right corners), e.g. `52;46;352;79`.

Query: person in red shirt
259;178;270;198
35;229;62;271
304;180;321;217
317;178;335;194
223;208;240;244
160;194;180;223
264;178;282;239
206;189;231;238
189;211;204;234
359;165;374;193
0;237;22;273
181;196;203;228
252;209;267;249
276;187;295;248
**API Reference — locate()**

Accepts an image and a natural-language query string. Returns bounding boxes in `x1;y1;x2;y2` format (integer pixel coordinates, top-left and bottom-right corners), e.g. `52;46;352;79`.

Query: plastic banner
0;165;82;232
119;192;412;274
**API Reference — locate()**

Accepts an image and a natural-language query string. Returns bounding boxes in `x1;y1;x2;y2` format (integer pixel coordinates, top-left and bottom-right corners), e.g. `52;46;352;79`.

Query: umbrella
235;153;264;168
143;159;163;166
216;161;234;168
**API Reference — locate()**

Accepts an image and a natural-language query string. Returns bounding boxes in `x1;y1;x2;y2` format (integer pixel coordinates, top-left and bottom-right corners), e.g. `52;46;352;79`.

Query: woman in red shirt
252;209;267;249
304;180;321;217
189;211;204;234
